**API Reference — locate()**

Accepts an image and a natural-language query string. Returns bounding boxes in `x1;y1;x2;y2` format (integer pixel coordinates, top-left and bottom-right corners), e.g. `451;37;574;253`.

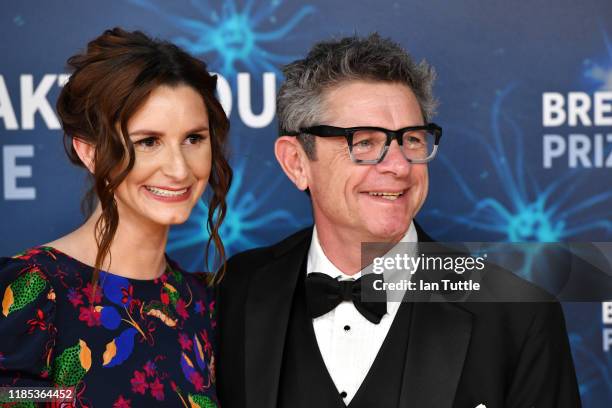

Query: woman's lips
143;185;191;202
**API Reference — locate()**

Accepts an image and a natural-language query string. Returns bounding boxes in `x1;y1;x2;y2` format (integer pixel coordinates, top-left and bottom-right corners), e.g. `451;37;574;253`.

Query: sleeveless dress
0;246;218;408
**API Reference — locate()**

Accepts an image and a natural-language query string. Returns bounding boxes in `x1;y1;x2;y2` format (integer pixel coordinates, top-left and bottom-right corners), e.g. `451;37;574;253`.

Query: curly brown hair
56;27;232;287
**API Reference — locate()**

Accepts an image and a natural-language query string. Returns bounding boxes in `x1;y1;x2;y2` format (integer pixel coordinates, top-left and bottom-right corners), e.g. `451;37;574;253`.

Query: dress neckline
32;245;174;283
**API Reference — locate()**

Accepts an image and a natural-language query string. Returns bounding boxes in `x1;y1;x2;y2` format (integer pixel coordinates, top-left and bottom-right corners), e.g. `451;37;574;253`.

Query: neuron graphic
425;83;611;279
167;155;308;271
584;28;612;91
430;84;611;242
128;0;315;75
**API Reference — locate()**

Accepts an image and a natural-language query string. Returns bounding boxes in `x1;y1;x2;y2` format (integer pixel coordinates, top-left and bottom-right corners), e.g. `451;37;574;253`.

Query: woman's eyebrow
129;129;163;137
185;125;210;133
129;125;210;137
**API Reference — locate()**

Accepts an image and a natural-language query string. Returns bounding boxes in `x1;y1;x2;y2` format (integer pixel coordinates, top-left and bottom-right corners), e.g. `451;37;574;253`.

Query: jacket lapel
398;297;473;407
397;221;473;407
244;228;312;408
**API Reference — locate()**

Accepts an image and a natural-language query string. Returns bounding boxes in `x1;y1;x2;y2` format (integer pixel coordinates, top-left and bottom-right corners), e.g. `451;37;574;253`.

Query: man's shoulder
455;262;566;336
479;261;557;302
224;227;313;278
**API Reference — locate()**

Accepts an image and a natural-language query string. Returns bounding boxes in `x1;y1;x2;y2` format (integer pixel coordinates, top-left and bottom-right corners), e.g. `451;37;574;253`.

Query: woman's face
114;84;212;228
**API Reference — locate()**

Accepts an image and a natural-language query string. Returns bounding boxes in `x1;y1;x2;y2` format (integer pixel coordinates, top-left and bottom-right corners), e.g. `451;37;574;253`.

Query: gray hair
277;33;438;159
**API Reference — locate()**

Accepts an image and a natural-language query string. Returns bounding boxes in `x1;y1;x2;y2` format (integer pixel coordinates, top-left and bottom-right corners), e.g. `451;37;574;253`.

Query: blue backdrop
1;1;611;405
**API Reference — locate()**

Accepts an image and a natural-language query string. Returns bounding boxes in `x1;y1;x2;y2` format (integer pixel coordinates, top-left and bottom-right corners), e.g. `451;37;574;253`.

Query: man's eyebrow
129;126;210;137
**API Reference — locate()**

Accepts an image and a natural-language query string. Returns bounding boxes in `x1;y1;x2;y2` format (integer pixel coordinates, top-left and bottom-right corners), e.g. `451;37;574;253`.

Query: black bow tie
305;272;387;324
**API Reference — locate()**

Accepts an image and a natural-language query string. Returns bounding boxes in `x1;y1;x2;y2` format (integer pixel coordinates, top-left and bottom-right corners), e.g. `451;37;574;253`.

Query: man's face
304;80;429;243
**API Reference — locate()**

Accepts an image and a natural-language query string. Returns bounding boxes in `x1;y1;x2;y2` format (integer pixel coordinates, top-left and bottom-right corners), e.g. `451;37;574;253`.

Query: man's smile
361;189;408;201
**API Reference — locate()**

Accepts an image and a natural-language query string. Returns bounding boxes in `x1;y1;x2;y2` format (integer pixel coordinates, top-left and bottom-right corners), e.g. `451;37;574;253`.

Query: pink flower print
199;330;213;355
67;288;84;308
194;300;205;315
78;306;101;327
82;282;103;304
113;395;131;408
121;284;134;305
175;299;189;320
178;332;193;350
149;377;165;401
143;360;156;378
189;371;205;391
154;273;168;285
130;370;148;394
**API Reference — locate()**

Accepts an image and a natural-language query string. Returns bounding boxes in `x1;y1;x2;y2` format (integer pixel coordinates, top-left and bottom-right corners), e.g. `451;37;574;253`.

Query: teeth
368;192;403;201
145;186;188;197
380;195;399;201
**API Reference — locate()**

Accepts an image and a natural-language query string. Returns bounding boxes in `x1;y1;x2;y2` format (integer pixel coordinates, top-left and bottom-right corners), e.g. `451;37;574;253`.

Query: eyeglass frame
284;123;442;164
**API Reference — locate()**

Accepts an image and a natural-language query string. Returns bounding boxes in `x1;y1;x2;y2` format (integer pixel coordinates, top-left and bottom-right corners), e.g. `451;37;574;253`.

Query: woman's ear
274;136;310;191
72;137;95;173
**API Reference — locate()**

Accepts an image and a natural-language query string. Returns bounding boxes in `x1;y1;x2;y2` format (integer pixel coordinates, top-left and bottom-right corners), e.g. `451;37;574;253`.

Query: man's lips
362;189;407;201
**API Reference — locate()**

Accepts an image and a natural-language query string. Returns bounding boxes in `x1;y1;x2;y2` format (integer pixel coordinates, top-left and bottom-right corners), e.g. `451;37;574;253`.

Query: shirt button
343;325;351;331
340;391;347;398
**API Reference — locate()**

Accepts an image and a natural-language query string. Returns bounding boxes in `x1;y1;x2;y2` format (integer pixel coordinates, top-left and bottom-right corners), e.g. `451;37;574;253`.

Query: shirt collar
306;221;418;280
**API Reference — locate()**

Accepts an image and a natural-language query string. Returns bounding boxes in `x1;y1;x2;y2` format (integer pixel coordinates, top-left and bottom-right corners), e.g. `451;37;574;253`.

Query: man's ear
72;137;95;173
274;136;309;191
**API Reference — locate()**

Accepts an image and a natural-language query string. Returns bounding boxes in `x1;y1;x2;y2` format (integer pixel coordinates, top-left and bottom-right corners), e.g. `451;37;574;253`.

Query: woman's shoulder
1;246;56;282
0;248;62;314
2;246;58;266
165;257;216;301
0;248;57;339
164;257;217;325
1;246;86;288
166;257;215;285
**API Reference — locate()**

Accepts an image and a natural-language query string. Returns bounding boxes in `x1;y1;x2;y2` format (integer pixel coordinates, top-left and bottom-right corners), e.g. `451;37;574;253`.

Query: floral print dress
0;246;218;408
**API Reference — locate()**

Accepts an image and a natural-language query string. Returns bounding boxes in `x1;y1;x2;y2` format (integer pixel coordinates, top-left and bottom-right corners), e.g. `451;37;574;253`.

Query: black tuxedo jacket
217;225;581;408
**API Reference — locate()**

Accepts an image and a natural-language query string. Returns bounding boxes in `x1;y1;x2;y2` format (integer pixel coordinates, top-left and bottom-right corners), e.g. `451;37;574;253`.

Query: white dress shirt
306;222;417;405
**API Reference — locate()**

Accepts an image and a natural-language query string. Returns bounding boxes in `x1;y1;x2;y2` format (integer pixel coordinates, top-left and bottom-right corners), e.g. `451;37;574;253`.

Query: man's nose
162;146;190;180
376;139;411;175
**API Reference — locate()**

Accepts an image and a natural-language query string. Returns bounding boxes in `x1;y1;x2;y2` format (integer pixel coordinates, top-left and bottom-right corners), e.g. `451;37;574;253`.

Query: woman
0;28;231;407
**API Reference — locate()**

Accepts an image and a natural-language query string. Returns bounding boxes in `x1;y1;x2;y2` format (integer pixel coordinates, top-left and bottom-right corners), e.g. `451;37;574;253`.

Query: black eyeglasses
285;123;442;164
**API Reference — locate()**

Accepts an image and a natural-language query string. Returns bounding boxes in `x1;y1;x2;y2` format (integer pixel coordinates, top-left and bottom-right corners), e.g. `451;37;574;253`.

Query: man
217;34;581;408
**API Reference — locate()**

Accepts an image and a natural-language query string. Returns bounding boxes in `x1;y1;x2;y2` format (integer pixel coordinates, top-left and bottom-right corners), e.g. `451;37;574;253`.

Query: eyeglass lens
350;129;436;161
